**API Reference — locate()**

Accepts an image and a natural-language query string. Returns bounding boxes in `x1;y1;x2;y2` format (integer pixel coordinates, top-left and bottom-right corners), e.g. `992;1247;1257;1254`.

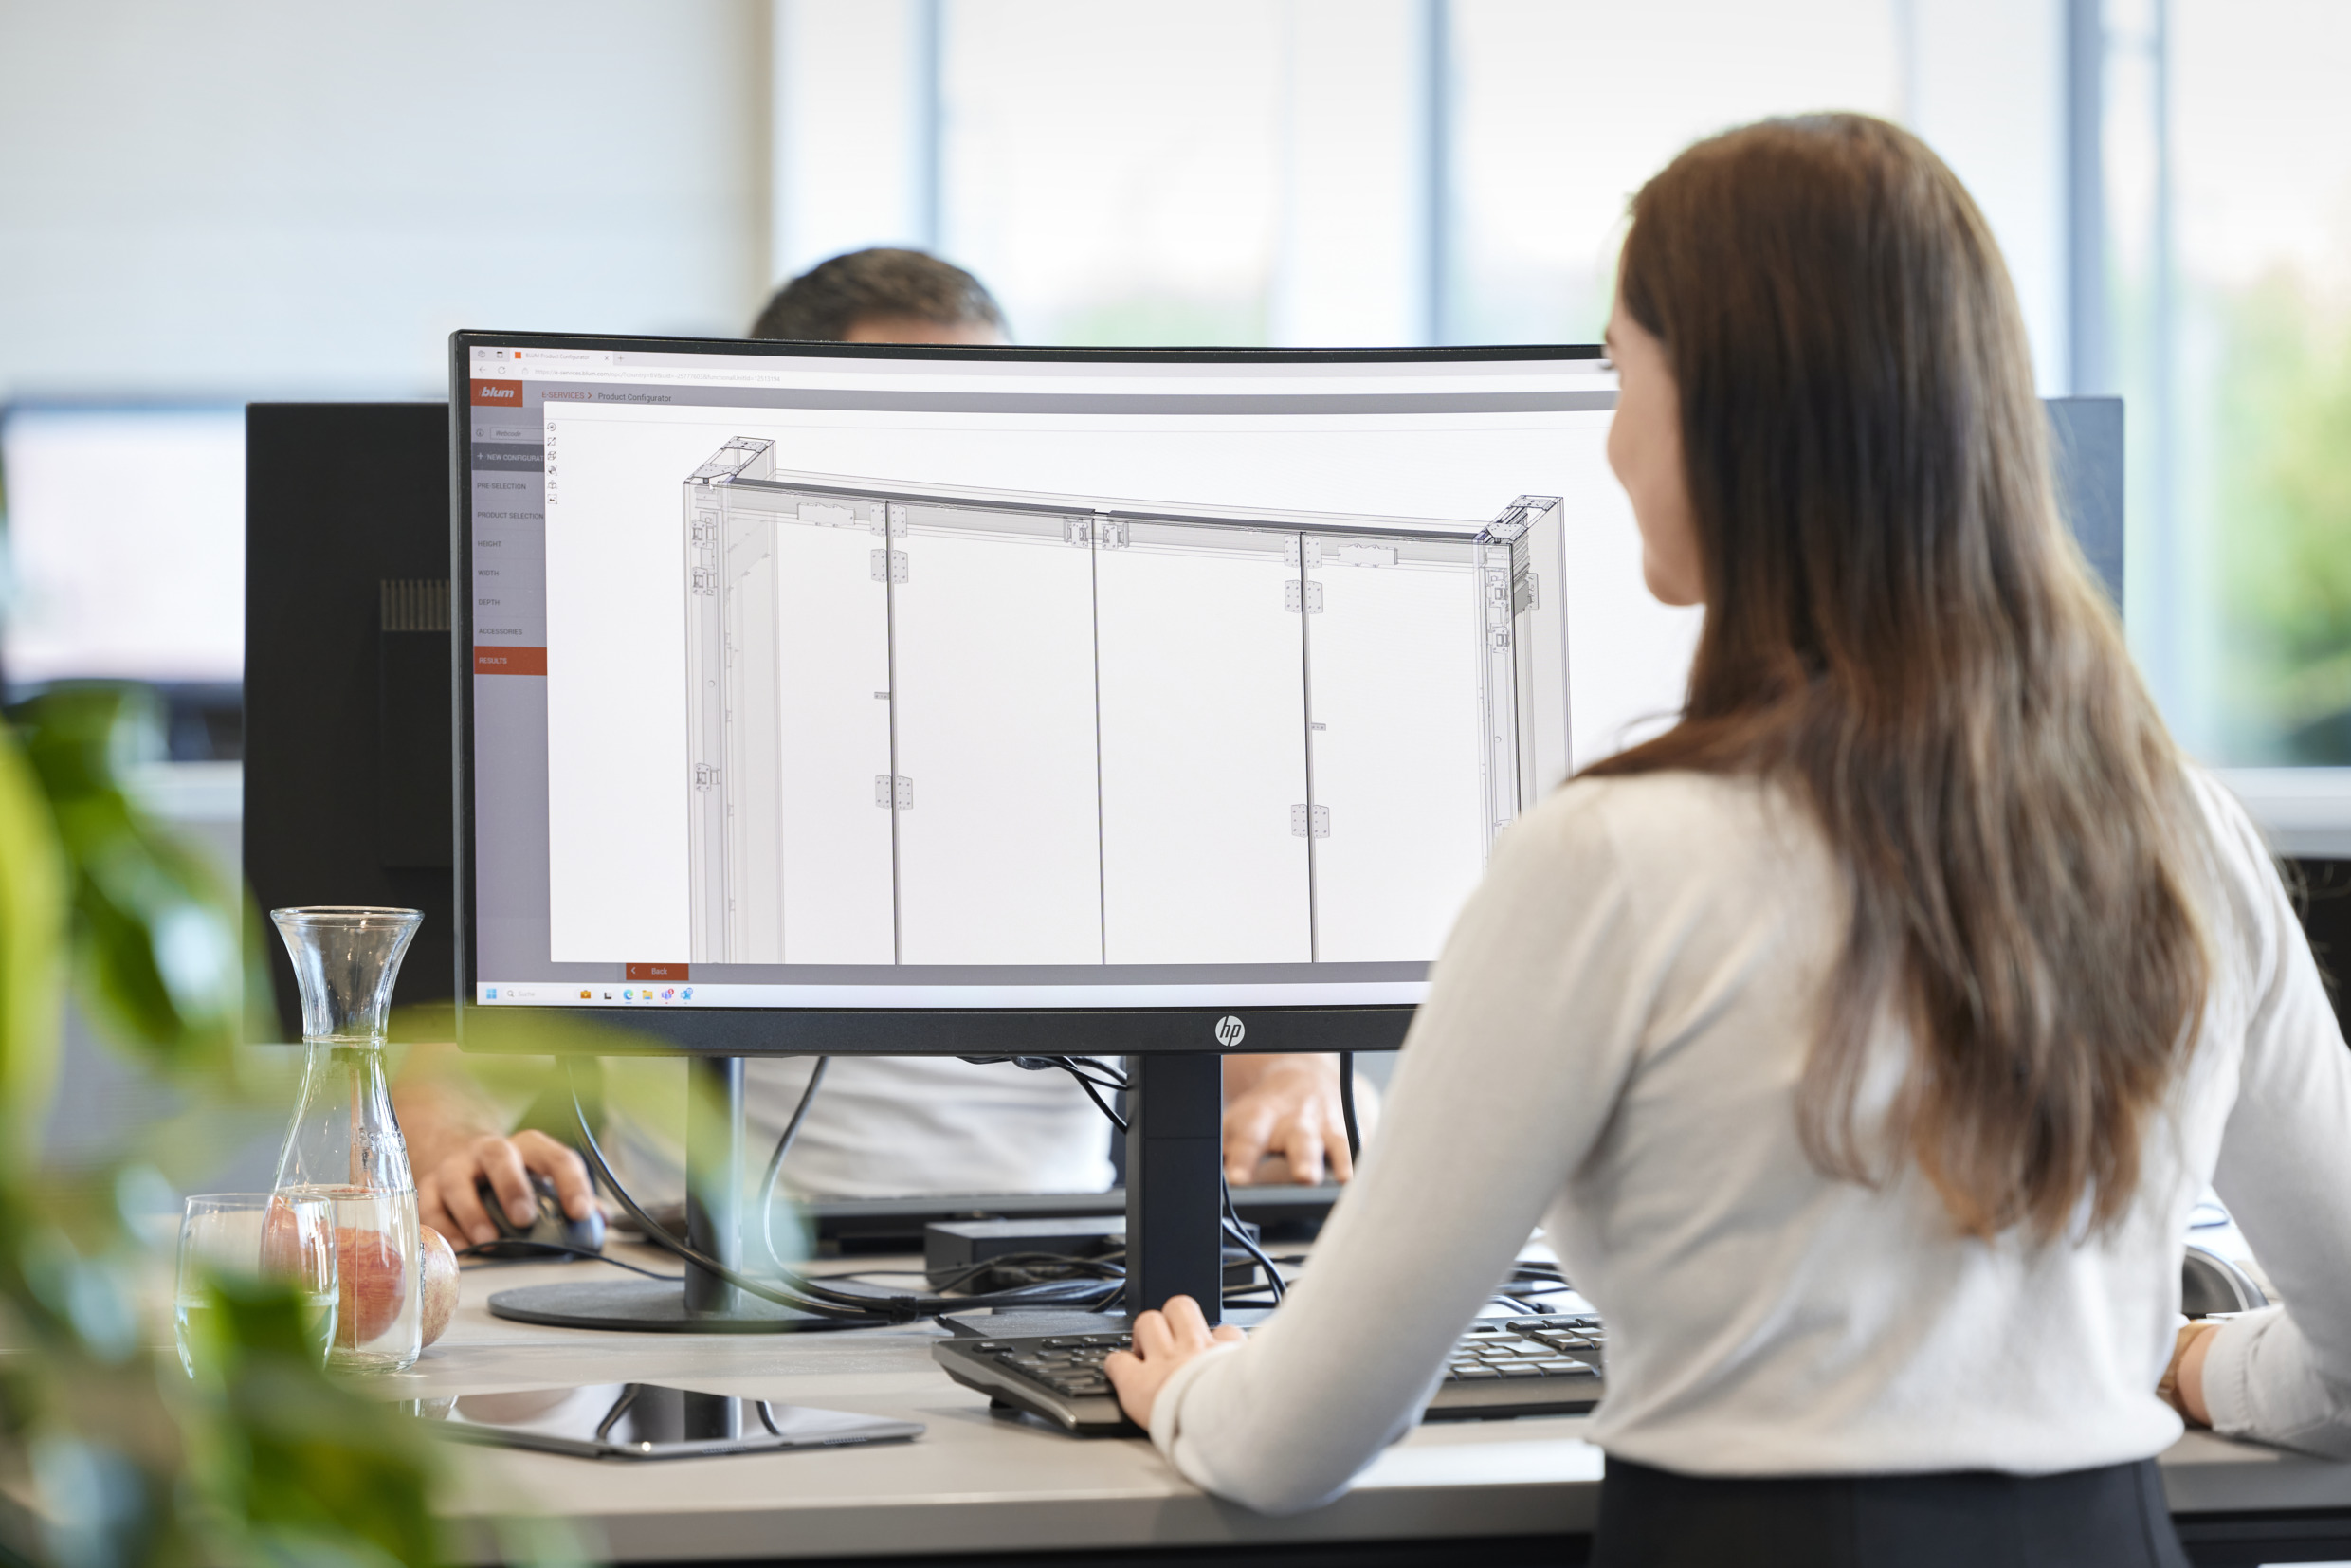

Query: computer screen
0;404;247;686
0;404;248;758
454;336;1632;1054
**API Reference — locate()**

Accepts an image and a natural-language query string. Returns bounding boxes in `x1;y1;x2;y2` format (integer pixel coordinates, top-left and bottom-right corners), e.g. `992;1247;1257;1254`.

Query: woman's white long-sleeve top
1148;770;2351;1515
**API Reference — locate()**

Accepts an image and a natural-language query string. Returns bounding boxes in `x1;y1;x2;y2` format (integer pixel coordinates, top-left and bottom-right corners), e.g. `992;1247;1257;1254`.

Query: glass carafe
268;906;425;1372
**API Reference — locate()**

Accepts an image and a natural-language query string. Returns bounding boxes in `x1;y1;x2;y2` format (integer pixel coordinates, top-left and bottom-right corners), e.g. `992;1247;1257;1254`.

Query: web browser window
462;341;1642;1012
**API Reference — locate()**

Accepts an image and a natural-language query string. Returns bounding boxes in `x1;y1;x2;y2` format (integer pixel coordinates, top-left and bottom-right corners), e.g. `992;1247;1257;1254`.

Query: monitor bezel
449;329;1606;1056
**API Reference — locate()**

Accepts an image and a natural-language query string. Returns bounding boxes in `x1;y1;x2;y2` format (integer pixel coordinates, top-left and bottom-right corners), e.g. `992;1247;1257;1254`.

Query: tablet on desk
413;1383;923;1461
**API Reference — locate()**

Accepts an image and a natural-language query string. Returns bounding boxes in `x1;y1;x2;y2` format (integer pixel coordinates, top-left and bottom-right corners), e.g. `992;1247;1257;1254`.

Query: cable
962;1053;1130;1129
452;1240;683;1281
835;1249;1128;1292
564;1062;1127;1320
1339;1051;1361;1167
1220;1174;1286;1304
1068;1070;1127;1132
949;1053;1558;1319
758;1056;829;1270
961;1054;1128;1092
996;1052;1287;1306
567;1065;897;1319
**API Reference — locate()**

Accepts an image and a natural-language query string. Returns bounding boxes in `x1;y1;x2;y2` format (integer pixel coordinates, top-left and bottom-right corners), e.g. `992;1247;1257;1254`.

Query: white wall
770;0;934;284
1903;0;2072;396
1269;0;1429;348
0;0;771;400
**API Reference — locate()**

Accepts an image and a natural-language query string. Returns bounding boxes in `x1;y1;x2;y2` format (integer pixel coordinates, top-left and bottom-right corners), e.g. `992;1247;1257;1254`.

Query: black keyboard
933;1313;1605;1436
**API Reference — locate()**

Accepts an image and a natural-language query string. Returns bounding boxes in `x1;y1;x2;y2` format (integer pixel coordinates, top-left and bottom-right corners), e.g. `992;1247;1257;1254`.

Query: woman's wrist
2178;1321;2221;1427
2160;1321;2223;1427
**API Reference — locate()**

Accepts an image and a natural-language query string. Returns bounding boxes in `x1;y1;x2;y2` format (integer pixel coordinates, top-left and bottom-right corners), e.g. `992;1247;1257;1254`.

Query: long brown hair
1591;115;2212;1242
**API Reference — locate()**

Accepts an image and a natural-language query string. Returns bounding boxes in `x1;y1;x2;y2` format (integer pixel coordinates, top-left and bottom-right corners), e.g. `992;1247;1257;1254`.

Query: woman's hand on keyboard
1105;1295;1246;1429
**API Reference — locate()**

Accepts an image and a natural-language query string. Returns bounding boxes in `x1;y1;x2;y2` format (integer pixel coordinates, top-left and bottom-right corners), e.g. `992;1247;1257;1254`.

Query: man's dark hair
749;247;1007;341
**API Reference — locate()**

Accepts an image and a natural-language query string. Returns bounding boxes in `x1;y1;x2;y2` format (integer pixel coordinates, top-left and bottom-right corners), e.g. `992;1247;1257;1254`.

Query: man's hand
416;1129;596;1249
1104;1295;1246;1430
394;1043;596;1249
1222;1053;1354;1186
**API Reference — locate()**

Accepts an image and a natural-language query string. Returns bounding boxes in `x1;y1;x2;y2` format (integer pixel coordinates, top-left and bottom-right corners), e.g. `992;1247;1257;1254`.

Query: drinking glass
175;1193;337;1377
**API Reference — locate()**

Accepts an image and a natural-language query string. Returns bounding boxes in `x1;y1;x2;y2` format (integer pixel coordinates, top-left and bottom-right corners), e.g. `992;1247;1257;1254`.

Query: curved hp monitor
451;335;1612;1058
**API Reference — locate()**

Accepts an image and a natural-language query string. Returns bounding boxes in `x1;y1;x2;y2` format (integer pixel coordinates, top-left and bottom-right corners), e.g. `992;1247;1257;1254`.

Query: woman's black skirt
1594;1454;2190;1568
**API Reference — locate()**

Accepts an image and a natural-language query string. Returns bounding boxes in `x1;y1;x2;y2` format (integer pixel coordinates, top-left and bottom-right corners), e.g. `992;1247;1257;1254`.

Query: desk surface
381;1248;2351;1565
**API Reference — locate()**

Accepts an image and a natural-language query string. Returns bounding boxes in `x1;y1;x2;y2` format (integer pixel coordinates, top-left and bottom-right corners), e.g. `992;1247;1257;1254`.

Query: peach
336;1225;410;1348
419;1226;459;1347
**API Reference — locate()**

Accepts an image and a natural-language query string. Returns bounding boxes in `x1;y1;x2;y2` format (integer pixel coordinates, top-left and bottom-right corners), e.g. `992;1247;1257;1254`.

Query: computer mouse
473;1171;607;1257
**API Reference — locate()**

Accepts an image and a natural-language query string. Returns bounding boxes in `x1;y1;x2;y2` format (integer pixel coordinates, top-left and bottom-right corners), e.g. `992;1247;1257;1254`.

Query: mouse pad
410;1382;922;1460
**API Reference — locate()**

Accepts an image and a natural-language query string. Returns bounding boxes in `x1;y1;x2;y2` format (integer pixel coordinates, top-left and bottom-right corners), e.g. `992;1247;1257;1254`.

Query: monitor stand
936;1051;1233;1341
483;1053;1232;1334
1122;1052;1228;1327
485;1056;881;1333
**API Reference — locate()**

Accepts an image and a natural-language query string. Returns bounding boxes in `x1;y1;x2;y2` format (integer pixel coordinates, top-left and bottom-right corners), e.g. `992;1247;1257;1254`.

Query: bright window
2114;0;2351;764
1448;0;1903;344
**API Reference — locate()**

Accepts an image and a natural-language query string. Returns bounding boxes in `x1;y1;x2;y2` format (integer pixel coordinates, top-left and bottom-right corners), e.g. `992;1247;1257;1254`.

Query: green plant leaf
182;1276;444;1568
0;721;66;1173
7;684;256;1080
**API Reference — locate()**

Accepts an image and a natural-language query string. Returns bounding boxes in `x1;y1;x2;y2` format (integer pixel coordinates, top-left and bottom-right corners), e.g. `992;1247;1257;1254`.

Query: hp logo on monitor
1213;1015;1247;1048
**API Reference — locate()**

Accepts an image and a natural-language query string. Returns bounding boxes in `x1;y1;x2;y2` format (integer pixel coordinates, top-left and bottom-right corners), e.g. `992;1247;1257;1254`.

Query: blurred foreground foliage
0;685;447;1567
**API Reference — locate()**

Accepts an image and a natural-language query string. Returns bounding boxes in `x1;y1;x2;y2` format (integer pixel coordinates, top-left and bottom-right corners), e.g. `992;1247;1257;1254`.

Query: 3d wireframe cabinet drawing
683;438;1566;970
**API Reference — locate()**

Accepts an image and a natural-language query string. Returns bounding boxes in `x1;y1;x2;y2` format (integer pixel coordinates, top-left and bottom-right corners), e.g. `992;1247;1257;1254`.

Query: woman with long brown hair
1104;115;2351;1563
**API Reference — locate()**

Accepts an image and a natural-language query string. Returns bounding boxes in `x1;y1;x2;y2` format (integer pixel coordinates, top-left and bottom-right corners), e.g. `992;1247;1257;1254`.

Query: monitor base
486;1279;885;1334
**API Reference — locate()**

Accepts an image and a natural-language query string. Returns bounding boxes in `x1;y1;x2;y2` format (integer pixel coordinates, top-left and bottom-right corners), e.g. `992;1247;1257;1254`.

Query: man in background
402;248;1360;1249
748;246;1007;344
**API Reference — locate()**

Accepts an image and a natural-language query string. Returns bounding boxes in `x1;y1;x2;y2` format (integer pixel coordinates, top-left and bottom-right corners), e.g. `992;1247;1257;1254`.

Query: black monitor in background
242;402;455;1041
2047;395;2123;609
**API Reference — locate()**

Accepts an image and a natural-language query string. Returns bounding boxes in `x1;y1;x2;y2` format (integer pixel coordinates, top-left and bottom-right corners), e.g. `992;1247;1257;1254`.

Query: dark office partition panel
2047;395;2123;608
243;403;454;1040
2291;860;2351;1039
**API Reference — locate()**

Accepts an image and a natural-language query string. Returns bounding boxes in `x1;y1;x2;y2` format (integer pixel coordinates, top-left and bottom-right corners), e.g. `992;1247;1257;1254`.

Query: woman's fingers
1130;1307;1176;1359
1132;1296;1213;1358
1107;1298;1244;1430
1159;1294;1213;1348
